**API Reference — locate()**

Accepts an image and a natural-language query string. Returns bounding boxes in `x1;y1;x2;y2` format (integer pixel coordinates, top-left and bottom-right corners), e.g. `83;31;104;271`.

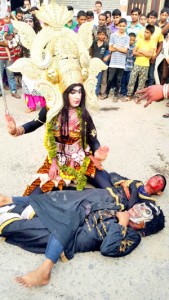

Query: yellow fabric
0;218;21;234
137;26;164;47
135;39;156;66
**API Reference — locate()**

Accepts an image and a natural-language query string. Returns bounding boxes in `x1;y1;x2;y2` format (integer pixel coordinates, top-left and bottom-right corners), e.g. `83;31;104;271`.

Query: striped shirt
0;46;15;60
109;32;130;69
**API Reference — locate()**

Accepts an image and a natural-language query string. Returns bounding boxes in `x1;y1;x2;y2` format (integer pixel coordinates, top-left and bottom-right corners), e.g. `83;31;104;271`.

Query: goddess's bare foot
15;259;54;288
25;108;36;113
0;194;13;207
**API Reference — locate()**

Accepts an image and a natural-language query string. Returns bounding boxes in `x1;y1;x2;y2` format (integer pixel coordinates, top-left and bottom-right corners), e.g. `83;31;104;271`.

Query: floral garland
44;107;89;190
60;156;90;190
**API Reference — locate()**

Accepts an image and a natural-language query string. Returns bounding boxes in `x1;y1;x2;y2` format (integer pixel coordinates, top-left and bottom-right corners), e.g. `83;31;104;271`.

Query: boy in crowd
139;14;147;27
93;1;103;25
105;10;112;27
93;13;111;41
127;7;143;36
120;32;136;97
105;18;130;99
124;25;155;102
15;7;23;21
0;13;14;61
137;11;164;86
65;6;77;30
86;10;94;22
73;11;86;33
109;9;121;33
90;27;109;96
157;8;169;31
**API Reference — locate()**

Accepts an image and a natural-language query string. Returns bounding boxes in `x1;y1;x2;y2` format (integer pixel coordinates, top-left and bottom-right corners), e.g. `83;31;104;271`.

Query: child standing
90;28;110;96
73;11;86;33
0;13;16;61
124;25;156;102
120;32;136;96
105;18;130;99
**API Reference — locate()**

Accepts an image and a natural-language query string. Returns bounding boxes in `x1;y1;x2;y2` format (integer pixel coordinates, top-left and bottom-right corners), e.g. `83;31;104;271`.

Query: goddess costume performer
7;2;109;193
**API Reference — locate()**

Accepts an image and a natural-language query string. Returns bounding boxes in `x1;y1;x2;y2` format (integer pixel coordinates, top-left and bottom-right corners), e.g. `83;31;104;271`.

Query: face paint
128;203;153;224
147;176;164;193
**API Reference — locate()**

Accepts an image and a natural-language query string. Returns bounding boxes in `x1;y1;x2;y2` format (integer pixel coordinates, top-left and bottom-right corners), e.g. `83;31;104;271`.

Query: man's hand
120;182;130;200
135;85;164;107
5;113;17;135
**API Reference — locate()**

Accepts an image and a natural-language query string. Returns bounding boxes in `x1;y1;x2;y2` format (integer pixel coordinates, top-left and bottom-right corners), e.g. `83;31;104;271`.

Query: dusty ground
0;90;169;300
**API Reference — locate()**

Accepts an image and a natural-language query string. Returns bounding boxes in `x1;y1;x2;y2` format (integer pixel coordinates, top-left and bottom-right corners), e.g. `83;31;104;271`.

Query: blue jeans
147;62;155;86
0;59;17;94
45;234;63;263
96;72;103;96
121;71;131;96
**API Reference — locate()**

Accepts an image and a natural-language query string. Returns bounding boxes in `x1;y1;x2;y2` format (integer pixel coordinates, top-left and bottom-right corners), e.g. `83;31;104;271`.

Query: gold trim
0;218;21;234
106;188;124;210
138;193;156;202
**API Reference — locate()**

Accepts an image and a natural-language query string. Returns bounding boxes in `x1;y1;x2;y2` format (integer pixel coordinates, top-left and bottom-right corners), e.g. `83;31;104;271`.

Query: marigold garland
44;107;89;190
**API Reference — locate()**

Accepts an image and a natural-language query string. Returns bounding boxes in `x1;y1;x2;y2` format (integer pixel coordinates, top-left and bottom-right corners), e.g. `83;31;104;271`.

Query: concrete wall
50;0;121;12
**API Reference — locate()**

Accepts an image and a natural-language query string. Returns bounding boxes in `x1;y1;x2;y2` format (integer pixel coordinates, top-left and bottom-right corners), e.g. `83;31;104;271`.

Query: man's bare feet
0;194;13;207
15;259;54;288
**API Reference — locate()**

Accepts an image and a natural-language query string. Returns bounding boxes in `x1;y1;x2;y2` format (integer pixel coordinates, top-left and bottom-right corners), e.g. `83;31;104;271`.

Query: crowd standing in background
0;1;169;115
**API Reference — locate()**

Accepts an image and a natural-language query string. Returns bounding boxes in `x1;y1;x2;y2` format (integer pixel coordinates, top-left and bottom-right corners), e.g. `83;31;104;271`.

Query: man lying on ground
0;172;166;287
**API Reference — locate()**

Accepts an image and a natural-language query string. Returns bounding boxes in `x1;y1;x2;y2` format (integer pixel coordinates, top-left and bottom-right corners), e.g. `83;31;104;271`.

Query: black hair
112;9;121;17
119;18;127;25
67;6;74;11
95;1;102;5
129;32;136;38
32;14;42;33
147;10;158;18
97;26;107;34
105;10;111;17
154;174;167;192
160;7;169;15
131;7;141;15
60;83;91;149
140;13;146;18
16;7;23;14
77;10;86;18
86;10;94;18
99;13;107;19
141;203;165;236
30;6;39;12
145;24;155;34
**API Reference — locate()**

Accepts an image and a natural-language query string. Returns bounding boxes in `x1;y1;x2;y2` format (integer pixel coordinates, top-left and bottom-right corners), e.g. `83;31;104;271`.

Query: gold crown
9;1;107;121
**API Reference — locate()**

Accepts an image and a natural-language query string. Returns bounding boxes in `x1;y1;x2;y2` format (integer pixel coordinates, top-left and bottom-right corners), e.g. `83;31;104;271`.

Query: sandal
122;96;132;102
100;94;108;100
163;113;169;118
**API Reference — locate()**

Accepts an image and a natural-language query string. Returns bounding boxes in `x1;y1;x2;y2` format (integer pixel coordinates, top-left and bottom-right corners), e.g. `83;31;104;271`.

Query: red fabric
0;46;15;59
